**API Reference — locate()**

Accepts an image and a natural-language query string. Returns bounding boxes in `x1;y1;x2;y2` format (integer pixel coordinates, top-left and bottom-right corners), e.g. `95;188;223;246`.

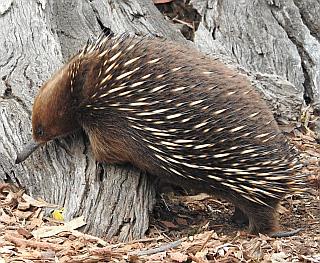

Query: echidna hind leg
244;203;279;234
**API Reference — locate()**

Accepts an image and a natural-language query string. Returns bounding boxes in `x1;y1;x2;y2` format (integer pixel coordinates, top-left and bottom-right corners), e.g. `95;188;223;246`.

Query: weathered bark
192;0;320;119
0;0;319;241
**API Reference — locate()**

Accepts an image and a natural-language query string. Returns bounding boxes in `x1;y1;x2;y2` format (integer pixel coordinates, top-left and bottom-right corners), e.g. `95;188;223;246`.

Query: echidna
16;34;303;235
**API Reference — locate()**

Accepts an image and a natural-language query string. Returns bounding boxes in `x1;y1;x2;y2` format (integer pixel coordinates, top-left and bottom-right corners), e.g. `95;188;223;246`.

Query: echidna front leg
242;202;280;234
231;207;249;226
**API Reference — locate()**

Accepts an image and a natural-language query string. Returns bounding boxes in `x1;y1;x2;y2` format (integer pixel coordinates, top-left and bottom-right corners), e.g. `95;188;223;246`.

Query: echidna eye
36;126;44;137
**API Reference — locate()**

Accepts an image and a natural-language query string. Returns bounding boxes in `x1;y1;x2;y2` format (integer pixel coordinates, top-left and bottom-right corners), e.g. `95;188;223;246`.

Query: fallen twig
199;231;214;251
70;230;108;246
130;239;183;256
5;234;65;251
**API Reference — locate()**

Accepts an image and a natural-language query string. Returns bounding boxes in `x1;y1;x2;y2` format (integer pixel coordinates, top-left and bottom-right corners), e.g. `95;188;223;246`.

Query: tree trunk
192;0;320;119
1;0;319;241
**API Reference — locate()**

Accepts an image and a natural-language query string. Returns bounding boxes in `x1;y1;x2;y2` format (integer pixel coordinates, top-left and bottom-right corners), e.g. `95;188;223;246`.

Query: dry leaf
17;201;31;211
0;246;15;255
22;194;58;208
271;252;288;263
0;209;16;224
160;220;177;229
14;210;33;219
26;217;43;230
153;0;173;4
169;252;188;262
17;228;33;239
146;252;166;262
176;218;188;225
181;193;211;202
195;250;208;260
70;229;107;246
277;205;289;215
32;216;86;238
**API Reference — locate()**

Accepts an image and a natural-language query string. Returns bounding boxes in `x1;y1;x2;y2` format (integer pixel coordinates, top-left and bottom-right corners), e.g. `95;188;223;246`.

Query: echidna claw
270;228;303;238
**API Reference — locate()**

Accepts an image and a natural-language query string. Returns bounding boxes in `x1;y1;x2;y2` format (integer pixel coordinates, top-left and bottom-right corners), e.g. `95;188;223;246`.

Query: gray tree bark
192;0;320;118
0;0;318;241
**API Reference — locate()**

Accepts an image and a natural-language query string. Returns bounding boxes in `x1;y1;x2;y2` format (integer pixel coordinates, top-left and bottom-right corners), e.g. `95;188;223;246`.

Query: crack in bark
0;50;14;68
96;17;112;36
293;0;320;42
9;95;31;116
103;168;131;235
74;140;91;217
2;76;12;97
156;0;201;41
270;9;312;105
8;170;22;188
0;121;14;157
1;40;32;115
291;1;318;104
0;0;13;16
96;162;104;182
1;78;31;115
297;49;313;105
56;29;77;40
89;2;113;38
23;64;35;91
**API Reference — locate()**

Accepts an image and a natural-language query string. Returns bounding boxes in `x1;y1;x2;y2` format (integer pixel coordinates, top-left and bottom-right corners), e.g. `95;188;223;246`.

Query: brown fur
32;63;81;143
